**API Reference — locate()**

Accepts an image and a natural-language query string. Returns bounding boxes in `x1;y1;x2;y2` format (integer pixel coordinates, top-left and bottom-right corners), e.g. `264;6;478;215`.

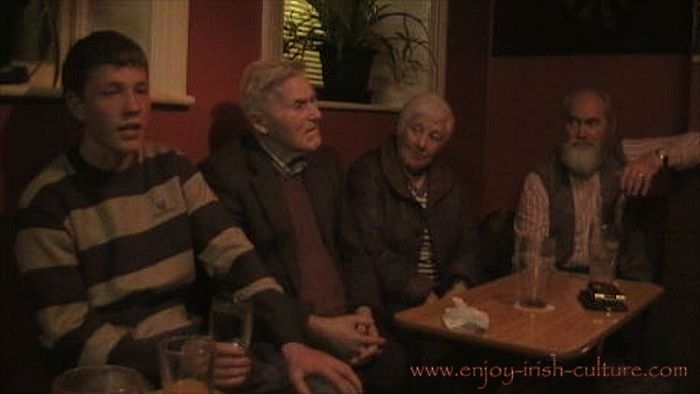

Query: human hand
354;306;380;338
281;342;362;394
212;342;251;390
622;152;663;197
347;307;383;366
308;314;386;360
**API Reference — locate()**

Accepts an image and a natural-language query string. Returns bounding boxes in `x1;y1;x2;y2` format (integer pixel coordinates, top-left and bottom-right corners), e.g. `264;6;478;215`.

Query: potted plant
283;0;434;103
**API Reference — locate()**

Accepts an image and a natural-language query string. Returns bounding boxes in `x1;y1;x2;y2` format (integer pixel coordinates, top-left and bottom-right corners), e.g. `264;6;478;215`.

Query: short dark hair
62;30;148;96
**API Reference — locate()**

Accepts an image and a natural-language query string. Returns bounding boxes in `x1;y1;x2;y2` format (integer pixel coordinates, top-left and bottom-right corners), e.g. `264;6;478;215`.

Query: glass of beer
589;224;620;284
209;292;253;349
159;335;213;394
514;236;556;309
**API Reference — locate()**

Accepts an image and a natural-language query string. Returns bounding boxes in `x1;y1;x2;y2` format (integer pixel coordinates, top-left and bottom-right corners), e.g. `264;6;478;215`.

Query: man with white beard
514;88;651;280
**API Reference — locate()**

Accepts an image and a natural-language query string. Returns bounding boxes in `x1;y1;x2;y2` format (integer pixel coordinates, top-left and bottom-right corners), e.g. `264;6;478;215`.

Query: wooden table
394;271;663;360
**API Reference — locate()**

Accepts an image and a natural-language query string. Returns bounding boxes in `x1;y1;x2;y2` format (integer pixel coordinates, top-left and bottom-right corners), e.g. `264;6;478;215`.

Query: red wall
443;0;492;214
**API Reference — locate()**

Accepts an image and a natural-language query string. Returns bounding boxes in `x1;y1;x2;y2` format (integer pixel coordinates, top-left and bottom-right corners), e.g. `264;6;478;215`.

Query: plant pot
319;45;375;103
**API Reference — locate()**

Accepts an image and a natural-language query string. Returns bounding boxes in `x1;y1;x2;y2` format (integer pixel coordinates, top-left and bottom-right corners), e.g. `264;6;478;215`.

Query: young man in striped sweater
14;30;361;393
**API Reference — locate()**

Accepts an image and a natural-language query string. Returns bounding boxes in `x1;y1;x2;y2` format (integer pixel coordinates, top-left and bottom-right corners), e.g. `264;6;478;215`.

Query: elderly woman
343;93;479;326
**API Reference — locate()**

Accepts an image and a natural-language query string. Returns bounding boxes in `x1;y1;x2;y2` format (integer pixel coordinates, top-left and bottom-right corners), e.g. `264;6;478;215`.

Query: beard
560;139;603;178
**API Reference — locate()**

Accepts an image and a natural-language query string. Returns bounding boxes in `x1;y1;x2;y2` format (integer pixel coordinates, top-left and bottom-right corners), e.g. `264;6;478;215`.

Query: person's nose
569;120;588;140
123;91;142;115
415;133;429;150
576;124;593;140
308;102;321;120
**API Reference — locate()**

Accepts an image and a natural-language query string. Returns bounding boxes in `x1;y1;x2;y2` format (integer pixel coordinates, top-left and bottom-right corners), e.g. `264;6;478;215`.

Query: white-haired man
201;60;406;393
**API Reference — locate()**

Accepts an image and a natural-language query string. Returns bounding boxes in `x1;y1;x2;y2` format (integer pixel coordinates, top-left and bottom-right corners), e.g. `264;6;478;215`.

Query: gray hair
239;59;306;120
561;87;615;122
398;93;455;133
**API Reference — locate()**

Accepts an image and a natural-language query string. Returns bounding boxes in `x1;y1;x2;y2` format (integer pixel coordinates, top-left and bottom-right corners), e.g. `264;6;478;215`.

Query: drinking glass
589;224;619;284
159;335;213;394
514;236;556;309
52;365;149;394
209;292;253;349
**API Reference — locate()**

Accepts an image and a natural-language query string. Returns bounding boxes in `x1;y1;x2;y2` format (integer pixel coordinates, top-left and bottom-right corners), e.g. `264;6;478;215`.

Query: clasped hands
213;308;383;394
307;307;386;366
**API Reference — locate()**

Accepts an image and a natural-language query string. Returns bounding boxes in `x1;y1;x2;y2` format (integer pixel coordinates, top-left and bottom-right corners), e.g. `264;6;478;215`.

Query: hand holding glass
209;292;253;349
159;335;213;394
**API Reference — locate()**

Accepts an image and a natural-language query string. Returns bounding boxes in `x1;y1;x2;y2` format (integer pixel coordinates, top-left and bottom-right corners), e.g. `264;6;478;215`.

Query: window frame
0;0;193;107
261;0;448;112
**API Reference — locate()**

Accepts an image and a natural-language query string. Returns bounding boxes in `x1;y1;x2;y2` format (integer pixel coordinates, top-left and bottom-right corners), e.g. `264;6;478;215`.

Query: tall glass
589;224;619;284
159;335;213;394
209;292;253;349
514;236;556;309
52;365;148;394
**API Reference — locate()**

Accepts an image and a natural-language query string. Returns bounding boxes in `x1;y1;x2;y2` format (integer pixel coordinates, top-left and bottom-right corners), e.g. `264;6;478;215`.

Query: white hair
398;93;454;133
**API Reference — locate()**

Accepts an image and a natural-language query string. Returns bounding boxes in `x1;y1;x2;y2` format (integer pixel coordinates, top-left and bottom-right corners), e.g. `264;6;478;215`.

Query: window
0;0;193;106
262;0;447;111
283;0;324;86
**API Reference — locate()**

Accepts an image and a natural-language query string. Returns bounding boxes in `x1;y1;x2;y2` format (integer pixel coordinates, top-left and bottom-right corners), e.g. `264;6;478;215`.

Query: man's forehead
411;107;449;123
568;93;606;114
411;117;449;130
87;64;148;83
272;74;311;94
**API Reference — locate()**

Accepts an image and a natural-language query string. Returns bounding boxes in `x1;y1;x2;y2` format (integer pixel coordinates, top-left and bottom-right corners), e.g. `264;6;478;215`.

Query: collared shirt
407;180;439;283
515;172;601;267
515;132;700;266
256;136;307;178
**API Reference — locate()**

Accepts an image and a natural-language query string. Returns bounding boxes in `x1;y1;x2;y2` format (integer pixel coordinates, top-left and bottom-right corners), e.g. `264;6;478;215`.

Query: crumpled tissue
441;297;489;332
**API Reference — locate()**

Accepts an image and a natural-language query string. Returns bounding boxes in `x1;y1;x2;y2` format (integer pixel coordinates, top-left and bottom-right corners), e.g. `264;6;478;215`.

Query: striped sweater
15;142;302;378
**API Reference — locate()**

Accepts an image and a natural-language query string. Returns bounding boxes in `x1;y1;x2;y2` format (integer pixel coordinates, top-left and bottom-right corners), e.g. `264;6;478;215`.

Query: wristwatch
654;148;669;169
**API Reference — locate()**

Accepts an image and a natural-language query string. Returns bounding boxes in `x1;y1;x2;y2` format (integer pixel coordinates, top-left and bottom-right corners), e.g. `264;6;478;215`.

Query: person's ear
65;91;87;123
249;112;269;135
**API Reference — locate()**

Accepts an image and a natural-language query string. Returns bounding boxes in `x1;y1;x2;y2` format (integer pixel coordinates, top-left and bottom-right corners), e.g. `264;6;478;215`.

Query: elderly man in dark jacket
343;93;480;326
201;59;405;393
